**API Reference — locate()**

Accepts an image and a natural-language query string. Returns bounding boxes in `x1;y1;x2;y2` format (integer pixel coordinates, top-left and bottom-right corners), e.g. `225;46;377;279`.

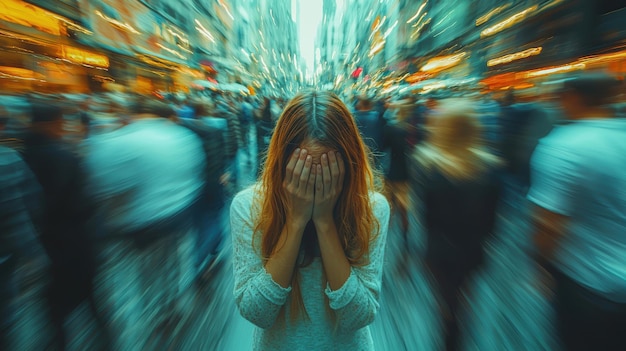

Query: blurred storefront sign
39;61;85;86
0;66;45;93
0;1;110;93
79;0;189;66
60;45;109;68
481;48;626;91
0;0;66;36
75;0;199;93
0;66;44;80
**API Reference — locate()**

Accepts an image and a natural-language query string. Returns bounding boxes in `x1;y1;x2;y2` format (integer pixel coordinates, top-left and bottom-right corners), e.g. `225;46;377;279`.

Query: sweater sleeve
324;192;390;332
230;188;292;329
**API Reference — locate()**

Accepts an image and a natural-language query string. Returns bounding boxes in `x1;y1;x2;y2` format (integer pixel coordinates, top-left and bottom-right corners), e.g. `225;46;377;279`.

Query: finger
337;153;346;191
292;149;307;186
309;165;319;197
298;155;312;191
321;153;332;196
285;148;300;184
329;151;340;190
315;164;323;195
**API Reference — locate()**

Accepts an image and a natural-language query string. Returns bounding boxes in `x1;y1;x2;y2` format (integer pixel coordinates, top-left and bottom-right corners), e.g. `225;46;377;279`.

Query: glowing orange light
525;63;586;78
420;53;467;72
487;47;543;67
481;5;538;38
61;46;109;68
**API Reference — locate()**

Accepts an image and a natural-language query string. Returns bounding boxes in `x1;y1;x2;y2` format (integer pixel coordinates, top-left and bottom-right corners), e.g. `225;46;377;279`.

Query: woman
231;91;390;350
410;99;502;351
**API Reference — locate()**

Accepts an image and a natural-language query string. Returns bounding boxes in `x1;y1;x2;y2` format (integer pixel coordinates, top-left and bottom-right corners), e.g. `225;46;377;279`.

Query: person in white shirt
231;90;390;350
84;97;206;350
528;73;626;350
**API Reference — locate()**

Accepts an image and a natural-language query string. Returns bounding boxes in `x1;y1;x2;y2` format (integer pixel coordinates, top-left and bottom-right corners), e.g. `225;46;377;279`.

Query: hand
283;148;316;228
312;151;345;225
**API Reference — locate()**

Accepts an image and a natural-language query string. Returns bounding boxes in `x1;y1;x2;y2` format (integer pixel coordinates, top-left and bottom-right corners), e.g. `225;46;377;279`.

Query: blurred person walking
179;102;230;279
255;97;276;178
231;91;389;350
21;103;105;351
215;95;243;193
528;73;626;351
83;97;205;350
499;90;555;193
475;93;502;153
239;96;255;162
0;145;50;351
381;103;414;238
353;95;386;170
411;99;502;351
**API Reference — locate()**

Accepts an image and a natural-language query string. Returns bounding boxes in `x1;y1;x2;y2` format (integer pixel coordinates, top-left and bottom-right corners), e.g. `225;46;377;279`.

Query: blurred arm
532;206;569;262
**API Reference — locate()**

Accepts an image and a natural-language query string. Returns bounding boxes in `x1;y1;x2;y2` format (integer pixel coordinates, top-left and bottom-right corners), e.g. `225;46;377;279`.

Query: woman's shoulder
369;191;390;216
232;185;260;210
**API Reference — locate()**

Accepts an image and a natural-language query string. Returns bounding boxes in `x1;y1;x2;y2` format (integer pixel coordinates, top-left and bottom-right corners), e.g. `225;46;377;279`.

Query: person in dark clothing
354;95;386;170
75;97;93;140
400;97;428;149
375;96;389;120
0;145;49;350
214;98;242;191
381;103;413;237
255;98;275;178
21;103;106;350
499;92;555;190
178;102;229;277
411;99;502;351
79;111;92;139
239;97;254;148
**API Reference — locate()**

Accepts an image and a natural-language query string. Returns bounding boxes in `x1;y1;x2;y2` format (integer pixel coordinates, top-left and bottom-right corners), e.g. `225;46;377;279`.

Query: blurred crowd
1;71;625;350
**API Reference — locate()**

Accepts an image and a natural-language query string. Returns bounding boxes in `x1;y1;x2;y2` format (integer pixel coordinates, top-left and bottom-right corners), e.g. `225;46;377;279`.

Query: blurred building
0;0;106;93
1;0;625;96
0;0;248;95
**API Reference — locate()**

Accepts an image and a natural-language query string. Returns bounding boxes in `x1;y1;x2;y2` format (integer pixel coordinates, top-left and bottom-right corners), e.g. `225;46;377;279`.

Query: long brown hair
253;90;380;321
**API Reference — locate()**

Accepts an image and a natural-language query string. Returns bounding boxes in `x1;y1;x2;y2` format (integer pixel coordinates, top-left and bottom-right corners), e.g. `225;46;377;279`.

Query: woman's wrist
313;216;336;234
287;217;309;233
